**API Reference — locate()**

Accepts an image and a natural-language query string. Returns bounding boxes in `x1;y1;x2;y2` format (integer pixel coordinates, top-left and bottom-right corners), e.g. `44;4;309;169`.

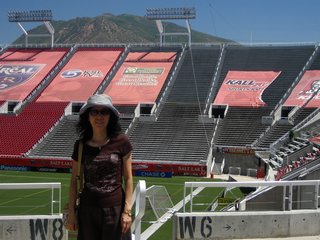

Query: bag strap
77;141;84;194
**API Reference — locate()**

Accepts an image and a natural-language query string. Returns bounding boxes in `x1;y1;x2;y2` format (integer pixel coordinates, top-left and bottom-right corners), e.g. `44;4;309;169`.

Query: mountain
14;13;234;44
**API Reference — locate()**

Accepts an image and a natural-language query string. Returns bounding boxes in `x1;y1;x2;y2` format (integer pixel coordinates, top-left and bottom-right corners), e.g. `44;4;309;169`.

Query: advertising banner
0;157;206;176
133;162;207;176
214;71;280;107
283;70;320;108
105;52;176;105
0;49;68;101
37;48;123;102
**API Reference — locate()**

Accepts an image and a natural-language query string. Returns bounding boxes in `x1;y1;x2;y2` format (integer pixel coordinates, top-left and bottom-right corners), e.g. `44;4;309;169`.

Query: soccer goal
144;185;174;222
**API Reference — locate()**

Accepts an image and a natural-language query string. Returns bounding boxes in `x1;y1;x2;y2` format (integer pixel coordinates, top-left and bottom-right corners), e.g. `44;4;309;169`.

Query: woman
66;94;133;240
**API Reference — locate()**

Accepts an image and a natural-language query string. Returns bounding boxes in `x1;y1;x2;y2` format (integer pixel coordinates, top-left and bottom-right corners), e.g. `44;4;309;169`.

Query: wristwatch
123;209;132;217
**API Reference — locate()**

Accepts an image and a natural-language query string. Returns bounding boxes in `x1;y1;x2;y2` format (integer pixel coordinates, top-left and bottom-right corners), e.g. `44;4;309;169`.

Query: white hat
79;94;119;117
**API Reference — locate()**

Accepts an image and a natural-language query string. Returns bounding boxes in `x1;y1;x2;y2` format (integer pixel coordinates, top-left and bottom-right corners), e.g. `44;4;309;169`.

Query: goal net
143;185;174;222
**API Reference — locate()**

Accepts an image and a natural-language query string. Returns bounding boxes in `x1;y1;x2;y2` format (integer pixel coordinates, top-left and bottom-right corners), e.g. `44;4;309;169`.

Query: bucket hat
79;94;119;117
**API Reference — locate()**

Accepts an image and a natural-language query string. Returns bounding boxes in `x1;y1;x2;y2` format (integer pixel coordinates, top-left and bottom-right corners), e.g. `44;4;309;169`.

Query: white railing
131;180;146;240
183;180;320;212
0;182;61;215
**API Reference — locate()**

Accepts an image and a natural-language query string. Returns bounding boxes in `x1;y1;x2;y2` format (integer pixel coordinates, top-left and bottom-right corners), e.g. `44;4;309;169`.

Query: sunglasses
89;108;110;116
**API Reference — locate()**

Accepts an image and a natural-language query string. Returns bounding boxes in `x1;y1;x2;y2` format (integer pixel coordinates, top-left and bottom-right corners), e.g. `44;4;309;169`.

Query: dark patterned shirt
72;134;132;207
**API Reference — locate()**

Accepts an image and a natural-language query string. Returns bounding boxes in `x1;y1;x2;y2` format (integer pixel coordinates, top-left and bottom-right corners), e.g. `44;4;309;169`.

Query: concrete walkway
235;236;320;240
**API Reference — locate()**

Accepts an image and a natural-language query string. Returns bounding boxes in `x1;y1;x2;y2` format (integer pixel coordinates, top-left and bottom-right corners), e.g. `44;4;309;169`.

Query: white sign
0;217;66;240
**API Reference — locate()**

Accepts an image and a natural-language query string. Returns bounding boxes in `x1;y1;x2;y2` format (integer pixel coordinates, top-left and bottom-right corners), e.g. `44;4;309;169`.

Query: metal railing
183;180;320;212
131;180;146;240
0;182;61;215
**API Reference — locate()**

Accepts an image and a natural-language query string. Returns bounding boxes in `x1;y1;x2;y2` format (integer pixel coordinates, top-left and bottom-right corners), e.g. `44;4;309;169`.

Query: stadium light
8;10;54;47
146;7;196;20
8;10;52;22
146;7;196;46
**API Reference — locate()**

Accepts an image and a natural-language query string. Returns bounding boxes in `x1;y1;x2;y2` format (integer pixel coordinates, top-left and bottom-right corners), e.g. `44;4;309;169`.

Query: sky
1;0;320;45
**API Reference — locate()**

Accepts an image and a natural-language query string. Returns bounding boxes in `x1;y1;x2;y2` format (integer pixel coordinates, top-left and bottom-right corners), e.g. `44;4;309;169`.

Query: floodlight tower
8;10;54;47
146;7;196;46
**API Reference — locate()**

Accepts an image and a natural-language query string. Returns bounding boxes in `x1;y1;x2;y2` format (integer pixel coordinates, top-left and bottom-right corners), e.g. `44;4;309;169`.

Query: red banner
309;135;320;145
214;71;280;107
283;70;320;108
0;49;68;101
0;156;206;176
37;48;123;102
105;52;176;105
0;156;72;168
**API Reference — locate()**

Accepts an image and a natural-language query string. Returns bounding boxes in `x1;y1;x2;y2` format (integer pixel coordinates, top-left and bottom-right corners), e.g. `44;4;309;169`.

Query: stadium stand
0;43;319;180
214;107;271;146
27;114;79;158
256;108;317;148
130;102;213;162
212;44;316;147
28;47;180;159
0;11;319;238
129;46;221;163
0;101;67;156
166;46;221;106
254;44;320;148
26;47;125;157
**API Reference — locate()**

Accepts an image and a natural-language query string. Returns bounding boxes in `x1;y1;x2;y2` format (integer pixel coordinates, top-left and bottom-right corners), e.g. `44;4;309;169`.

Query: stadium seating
129;47;220;163
0;102;67;156
166;46;221;107
28;114;134;158
1;43;319;178
214;107;270;146
130;102;213;162
27;114;79;158
213;44;316;147
256;108;317;148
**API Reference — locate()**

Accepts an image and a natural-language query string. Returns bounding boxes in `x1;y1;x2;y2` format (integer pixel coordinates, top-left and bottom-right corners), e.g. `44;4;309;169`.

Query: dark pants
77;204;131;240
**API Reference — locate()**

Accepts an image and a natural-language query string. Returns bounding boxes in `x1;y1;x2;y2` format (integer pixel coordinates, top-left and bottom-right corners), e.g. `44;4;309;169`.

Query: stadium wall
0;156;207;176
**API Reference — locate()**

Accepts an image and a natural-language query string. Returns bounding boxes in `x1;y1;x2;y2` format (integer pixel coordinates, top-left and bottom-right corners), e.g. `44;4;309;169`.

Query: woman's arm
121;151;133;234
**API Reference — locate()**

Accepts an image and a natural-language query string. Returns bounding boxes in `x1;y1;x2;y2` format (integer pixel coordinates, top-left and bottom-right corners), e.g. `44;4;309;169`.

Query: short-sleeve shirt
72;134;132;207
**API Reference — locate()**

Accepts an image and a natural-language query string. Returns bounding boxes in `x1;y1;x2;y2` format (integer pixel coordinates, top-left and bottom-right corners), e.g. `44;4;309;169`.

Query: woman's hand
121;211;132;234
65;210;78;231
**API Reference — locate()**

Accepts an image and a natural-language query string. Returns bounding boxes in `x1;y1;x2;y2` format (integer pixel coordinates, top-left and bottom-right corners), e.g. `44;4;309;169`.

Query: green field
0;170;242;239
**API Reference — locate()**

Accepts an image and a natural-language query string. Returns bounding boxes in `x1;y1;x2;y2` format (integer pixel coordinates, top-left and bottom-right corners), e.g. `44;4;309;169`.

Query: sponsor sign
0;165;29;171
214;71;280;107
116;67;164;87
124;67;164;75
0;157;72;169
135;171;172;178
105;52;176;105
60;69;103;78
132;162;207;177
283;70;320;108
37;49;122;102
0;157;206;176
0;64;44;90
221;147;255;155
